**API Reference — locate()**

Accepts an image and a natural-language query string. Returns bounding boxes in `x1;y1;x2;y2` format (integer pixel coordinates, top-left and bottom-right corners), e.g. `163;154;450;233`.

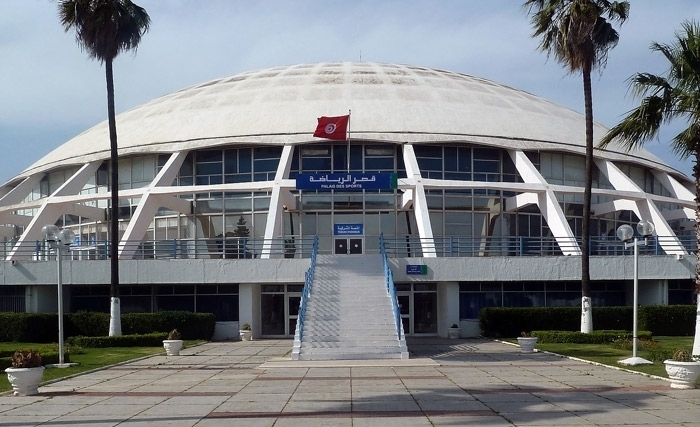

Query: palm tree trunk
580;67;593;333
691;149;700;356
106;58;122;336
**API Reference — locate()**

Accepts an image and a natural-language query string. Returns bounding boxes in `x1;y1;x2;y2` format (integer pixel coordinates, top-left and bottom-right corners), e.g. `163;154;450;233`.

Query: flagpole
347;109;352;172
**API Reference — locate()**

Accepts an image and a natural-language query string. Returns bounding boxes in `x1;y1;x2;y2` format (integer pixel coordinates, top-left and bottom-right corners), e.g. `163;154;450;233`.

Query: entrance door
334;238;363;254
349;238;363;254
261;284;302;337
395;284;438;335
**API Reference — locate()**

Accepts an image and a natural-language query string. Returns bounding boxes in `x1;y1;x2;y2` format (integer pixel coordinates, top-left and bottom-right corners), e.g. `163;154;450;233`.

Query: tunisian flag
313;115;349;140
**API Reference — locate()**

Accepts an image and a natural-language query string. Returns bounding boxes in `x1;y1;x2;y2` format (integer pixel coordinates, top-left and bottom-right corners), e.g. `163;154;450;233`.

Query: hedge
532;330;653;344
67;332;168;348
0;311;216;343
479;305;696;338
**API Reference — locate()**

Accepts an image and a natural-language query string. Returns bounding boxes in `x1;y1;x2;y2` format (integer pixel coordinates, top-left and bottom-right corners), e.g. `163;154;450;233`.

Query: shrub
532;330;652;344
167;329;181;340
67;332;167;348
10;350;42;368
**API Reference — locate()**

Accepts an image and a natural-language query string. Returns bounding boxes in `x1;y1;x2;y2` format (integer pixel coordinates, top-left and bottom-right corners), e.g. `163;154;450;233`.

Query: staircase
293;254;408;360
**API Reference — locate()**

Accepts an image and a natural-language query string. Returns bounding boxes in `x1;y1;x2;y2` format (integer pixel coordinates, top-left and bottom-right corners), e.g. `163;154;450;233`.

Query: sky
1;0;698;186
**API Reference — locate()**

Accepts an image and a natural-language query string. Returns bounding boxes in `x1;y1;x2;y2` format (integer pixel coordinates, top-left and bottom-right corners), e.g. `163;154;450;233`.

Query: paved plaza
1;338;699;426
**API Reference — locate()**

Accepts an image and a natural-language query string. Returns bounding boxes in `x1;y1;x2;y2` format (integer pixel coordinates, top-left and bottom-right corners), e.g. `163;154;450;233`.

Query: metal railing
295;235;319;343
379;235;697;258
380;233;403;342
4;234;695;261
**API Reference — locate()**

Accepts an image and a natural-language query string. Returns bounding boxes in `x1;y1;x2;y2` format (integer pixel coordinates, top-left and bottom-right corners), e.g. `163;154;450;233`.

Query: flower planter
5;366;44;396
517;337;538;353
240;330;253;341
448;327;461;339
163;339;184;356
663;360;700;389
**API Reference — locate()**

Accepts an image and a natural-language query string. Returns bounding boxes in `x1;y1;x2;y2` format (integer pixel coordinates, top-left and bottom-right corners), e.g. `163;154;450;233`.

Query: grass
534;336;695;381
0;341;201;393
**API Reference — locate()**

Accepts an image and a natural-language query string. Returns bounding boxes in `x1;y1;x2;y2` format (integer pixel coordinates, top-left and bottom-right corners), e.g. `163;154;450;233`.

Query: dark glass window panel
239;149;252;173
414;145;442;158
197;285;217;294
288;285;304;293
302;157;332;171
197;295;239;321
197;150;222;163
350;145;363;170
120;296;151;313
254;158;279;172
261;285;284;293
156;295;194;312
473;160;499;173
333;146;347;171
254;146;282;159
473;147;499;160
459;292;502;319
459;282;481;291
417;157;442;171
365;157;393;170
180;177;193;186
458;148;472;172
224;150;238;174
196;163;222;175
444;147;458;171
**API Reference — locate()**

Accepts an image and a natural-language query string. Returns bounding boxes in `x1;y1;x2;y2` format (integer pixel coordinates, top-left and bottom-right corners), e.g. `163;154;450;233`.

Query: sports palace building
0;62;695;339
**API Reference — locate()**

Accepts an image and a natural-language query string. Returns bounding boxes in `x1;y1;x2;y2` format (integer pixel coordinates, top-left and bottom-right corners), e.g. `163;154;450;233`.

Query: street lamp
42;224;75;368
616;220;655;366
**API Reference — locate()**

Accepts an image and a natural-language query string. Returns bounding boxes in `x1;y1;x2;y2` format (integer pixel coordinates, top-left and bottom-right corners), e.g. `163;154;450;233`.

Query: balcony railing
3;235;695;261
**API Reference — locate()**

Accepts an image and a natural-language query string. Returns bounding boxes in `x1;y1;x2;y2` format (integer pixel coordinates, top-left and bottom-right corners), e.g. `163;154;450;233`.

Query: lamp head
637;220;655;238
57;229;75;246
616;224;634;243
41;224;59;241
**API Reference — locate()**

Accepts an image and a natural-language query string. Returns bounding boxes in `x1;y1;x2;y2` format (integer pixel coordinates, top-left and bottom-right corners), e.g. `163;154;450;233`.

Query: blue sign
296;173;397;191
334;224;363;236
406;264;428;275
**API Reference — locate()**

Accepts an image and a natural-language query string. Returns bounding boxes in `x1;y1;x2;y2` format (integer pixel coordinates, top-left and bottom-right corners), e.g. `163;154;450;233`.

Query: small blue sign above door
406;264;428;275
334;224;363;236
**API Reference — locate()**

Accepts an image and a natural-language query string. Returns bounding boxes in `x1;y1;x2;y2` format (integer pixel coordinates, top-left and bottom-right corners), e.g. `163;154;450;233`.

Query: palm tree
599;20;700;354
523;0;629;333
58;0;150;336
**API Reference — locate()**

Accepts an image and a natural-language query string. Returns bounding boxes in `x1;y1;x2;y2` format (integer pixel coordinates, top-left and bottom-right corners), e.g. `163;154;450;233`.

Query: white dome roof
15;62;675;180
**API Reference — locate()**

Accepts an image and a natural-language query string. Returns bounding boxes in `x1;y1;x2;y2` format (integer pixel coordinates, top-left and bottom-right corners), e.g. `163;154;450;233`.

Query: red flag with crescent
313;115;349;140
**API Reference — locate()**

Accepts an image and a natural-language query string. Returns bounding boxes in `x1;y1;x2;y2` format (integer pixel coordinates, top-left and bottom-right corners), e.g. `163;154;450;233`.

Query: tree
58;0;150;336
599;20;700;354
523;0;629;333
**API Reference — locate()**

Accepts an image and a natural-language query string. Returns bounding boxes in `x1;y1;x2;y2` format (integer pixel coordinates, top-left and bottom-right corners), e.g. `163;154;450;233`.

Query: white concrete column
238;283;260;338
402;144;435;257
438;282;459;337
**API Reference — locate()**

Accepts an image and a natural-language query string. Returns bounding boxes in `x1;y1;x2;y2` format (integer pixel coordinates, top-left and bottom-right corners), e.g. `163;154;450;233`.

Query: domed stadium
0;62;694;341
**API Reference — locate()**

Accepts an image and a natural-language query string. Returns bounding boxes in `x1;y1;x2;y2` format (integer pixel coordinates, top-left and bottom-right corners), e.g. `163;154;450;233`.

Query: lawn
534;336;694;381
0;341;199;393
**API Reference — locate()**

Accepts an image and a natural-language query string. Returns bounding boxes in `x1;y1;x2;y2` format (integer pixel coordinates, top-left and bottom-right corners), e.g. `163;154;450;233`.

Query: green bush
479;305;696;338
639;305;696;336
0;311;216;342
67;332;167;348
532;329;652;344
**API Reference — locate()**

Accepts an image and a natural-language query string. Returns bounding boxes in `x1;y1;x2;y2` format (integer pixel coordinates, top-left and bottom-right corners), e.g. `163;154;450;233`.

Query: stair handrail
380;233;403;341
296;234;319;342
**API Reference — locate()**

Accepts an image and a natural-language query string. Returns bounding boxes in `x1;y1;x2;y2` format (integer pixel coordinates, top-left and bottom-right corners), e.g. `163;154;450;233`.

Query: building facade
0;62;695;338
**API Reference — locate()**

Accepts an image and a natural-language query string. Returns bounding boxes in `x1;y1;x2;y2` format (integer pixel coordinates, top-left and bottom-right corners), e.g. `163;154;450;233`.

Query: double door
334;238;363;254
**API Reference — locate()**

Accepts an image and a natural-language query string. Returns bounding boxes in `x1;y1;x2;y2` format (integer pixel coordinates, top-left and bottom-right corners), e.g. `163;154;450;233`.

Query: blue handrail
296;234;318;342
380;233;403;342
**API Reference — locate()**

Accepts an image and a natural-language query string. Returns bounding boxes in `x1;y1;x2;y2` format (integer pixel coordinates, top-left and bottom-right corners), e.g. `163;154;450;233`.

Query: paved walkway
1;338;699;426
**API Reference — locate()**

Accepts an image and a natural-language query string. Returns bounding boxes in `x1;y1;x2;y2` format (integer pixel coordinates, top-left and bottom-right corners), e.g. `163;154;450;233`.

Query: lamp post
42;224;75;368
616;220;654;366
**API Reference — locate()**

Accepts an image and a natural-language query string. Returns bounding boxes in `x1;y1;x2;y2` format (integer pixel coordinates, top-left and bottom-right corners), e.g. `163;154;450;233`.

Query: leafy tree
58;0;150;336
524;0;629;332
599;21;700;354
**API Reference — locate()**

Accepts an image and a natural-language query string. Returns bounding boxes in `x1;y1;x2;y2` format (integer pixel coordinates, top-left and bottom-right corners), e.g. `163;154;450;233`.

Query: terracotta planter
163;340;184;356
663;360;700;389
517;337;538;353
5;366;44;396
240;330;253;341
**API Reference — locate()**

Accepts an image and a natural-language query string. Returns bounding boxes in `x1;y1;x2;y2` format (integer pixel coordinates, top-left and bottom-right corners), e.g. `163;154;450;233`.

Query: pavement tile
3;338;700;427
